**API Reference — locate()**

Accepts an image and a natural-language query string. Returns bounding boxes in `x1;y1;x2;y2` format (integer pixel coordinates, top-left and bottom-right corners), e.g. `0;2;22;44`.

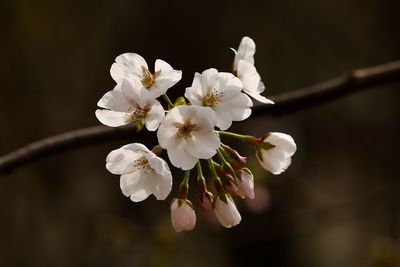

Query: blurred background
1;0;400;266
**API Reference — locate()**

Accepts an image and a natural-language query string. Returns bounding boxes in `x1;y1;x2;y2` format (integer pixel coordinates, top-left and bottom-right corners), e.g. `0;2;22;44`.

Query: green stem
217;149;235;175
196;161;207;192
207;159;223;191
216;131;259;144
219;144;234;162
178;170;190;199
162;94;174;109
196;161;203;177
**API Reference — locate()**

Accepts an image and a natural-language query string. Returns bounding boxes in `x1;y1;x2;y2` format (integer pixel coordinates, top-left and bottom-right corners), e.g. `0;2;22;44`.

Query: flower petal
201;68;218;89
166;137;197;170
153;59;182;95
106;147;142;175
234;36;256;70
97;89;132;112
184;72;207;106
120;172;153;202
237;60;273;104
144;100;165;131
258;149;291;175
111;53;148;83
187;131;220;159
152;172;172;200
157;121;179;148
95;109;131;127
266;133;297;156
237;60;260;93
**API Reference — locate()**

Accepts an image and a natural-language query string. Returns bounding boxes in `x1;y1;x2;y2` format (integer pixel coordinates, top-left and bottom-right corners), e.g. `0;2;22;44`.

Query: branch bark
1;60;400;174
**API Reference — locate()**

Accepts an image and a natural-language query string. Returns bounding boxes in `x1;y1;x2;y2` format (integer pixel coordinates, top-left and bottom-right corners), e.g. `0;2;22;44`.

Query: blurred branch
253;60;400;116
1;60;400;174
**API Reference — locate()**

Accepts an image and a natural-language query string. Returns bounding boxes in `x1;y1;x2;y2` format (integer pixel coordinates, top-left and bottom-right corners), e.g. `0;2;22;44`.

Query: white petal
97;90;132;112
120;172;153;202
145;152;171;177
258;149;291;175
186;131;220;159
119;170;141;196
120;143;151;153
189;106;217;128
237;60;274;104
110;63;132;84
215;72;243;98
144;101;165;131
247;91;274;104
166;138;197;170
106;147;142;175
153;59;182;95
256;81;266;94
152;173;172;200
201;68;218;89
95;110;131;127
234;36;256;70
120;79;144;104
266;133;297;156
185;73;207;106
212;108;233;130
110;53;148;83
157;120;179;148
237;60;260;93
218;93;253;121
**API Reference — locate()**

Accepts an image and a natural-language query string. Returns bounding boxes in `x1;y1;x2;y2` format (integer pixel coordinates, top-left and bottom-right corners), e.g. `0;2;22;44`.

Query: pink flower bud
214;194;241;228
226;182;246;199
198;191;214;211
236;168;255;200
170;198;196;232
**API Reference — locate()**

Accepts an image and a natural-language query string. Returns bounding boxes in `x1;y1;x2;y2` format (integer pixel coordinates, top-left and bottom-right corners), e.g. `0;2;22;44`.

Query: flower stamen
203;88;223;107
133;157;152;175
141;66;161;89
176;121;196;139
126;106;148;123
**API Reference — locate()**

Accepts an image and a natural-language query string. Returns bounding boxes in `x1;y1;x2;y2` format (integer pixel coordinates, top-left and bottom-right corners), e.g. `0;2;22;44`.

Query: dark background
1;0;400;266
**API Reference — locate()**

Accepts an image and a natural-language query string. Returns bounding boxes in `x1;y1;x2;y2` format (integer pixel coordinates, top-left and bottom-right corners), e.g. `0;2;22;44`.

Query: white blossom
96;79;165;131
232;36;273;104
185;68;253;130
157;105;220;170
170;198;196;232
110;53;182;99
256;132;297;175
214;194;242;228
106;143;172;202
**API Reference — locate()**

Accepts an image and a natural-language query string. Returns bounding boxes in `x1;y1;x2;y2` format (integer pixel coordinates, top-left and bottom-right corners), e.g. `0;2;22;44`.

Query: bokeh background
1;0;400;266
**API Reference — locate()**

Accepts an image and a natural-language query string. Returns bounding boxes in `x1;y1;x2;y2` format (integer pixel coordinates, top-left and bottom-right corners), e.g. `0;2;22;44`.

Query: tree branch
1;60;400;174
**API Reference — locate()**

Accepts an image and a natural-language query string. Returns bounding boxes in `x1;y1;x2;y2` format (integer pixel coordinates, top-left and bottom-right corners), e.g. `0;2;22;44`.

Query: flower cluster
96;36;296;232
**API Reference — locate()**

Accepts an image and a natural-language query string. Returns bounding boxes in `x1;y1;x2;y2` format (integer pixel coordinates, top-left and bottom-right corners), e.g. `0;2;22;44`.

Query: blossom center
126;107;148;123
203;88;223;107
141;66;161;89
133;156;152;176
176;121;196;139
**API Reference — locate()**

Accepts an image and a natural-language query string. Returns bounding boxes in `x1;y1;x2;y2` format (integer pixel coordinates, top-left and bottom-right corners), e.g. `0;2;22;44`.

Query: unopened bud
236;168;255;200
170;198;196;232
198;190;214;210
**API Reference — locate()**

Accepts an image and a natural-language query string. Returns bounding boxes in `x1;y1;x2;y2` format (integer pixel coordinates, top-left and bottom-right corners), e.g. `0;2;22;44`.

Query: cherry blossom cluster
96;36;296;232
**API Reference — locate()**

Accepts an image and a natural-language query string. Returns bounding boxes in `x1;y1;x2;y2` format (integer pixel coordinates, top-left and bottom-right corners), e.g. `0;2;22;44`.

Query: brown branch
1;60;400;174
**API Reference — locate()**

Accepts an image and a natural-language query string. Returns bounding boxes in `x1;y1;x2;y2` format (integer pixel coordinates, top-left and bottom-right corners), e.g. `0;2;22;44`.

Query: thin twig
1;60;400;174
